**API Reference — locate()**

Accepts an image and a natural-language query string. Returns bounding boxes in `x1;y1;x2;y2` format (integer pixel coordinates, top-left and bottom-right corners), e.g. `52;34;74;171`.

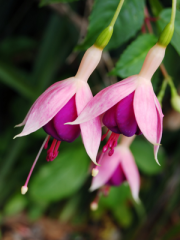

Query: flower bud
158;22;174;47
94;26;113;49
171;94;180;112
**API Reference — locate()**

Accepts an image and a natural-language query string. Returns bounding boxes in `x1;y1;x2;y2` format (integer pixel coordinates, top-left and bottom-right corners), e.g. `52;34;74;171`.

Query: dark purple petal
102;104;121;134
116;91;139;137
106;163;126;186
43;119;63;141
43;95;80;143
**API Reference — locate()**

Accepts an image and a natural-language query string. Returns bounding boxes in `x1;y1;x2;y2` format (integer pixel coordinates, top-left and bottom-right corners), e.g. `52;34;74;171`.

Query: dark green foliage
1;0;180;239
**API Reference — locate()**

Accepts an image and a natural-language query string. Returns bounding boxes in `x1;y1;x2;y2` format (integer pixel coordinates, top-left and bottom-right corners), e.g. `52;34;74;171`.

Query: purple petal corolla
68;76;138;125
75;81;101;164
14;78;77;138
43;95;80;143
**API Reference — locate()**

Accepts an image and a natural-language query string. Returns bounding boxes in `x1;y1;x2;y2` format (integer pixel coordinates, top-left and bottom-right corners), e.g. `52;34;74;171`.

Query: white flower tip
133;195;140;204
21;186;28;195
64;121;73;125
155;157;161;166
154;143;161;146
92;168;99;177
14;123;23;128
13;135;18;139
90;202;98;211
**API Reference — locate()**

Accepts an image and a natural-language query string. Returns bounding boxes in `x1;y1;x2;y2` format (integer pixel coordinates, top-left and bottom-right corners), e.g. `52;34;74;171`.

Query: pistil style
21;135;50;195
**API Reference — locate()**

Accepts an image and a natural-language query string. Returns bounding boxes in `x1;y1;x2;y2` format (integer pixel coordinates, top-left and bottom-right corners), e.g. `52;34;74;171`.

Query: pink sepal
90;151;120;191
118;146;140;201
134;81;158;145
14;78;77;138
75;81;101;164
153;95;164;165
69;76;138;125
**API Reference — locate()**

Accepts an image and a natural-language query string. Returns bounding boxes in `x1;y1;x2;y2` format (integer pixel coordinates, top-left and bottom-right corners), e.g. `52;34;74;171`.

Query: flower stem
110;0;125;27
157;79;168;105
171;0;177;24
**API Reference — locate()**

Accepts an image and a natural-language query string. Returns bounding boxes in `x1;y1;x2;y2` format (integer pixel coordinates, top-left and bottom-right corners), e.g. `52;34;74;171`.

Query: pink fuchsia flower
90;136;140;204
69;43;165;165
15;45;102;194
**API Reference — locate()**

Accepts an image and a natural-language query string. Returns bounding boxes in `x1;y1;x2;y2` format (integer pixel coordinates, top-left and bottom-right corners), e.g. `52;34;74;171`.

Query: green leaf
100;183;132;209
0;37;36;57
4;194;27;216
40;0;79;6
130;138;165;175
30;145;89;202
158;9;180;55
0;61;37;100
111;34;157;78
112;204;133;228
76;0;144;51
149;0;163;17
32;14;78;91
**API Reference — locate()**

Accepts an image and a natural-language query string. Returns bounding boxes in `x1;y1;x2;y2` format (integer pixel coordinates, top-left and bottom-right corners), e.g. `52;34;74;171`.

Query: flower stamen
21;135;49;195
44;135;51;149
46;139;61;162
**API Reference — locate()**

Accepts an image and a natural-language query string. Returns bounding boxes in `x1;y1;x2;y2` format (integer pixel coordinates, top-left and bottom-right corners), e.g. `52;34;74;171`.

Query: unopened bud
21;186;28;195
158;22;174;47
171;95;180;112
95;26;113;49
92;168;99;177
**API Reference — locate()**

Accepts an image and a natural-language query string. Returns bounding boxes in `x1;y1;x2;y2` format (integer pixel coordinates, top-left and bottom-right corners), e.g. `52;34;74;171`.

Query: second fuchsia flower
90;136;140;202
69;43;165;165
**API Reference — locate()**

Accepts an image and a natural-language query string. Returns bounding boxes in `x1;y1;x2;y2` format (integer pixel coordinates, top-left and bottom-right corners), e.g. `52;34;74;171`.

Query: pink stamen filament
44;135;51;149
23;135;50;189
102;185;110;197
92;132;120;177
103;132;120;154
101;129;110;141
46;139;61;161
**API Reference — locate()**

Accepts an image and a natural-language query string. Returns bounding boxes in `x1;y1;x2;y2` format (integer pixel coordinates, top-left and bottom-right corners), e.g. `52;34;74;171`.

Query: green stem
157;79;168;105
168;76;177;97
171;0;177;24
158;0;176;47
110;0;125;27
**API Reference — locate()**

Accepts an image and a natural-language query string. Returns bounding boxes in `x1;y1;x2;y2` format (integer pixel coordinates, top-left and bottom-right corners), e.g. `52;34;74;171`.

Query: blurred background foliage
1;0;180;239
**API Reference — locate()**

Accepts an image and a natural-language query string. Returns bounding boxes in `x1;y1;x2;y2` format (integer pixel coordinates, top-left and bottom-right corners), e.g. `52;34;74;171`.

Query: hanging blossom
68;0;177;165
14;0;126;194
68;42;165;165
90;136;140;210
14;45;102;194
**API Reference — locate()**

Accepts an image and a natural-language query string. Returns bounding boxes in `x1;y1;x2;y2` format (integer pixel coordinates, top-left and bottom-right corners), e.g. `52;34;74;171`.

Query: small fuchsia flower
15;45;102;194
90;136;140;209
69;43;165;165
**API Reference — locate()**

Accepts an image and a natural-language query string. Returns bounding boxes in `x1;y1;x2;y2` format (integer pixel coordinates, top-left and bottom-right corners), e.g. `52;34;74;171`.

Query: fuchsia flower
14;45;102;193
69;43;165;165
90;136;140;208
